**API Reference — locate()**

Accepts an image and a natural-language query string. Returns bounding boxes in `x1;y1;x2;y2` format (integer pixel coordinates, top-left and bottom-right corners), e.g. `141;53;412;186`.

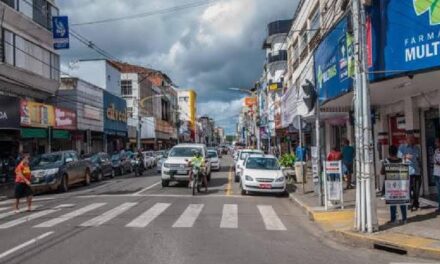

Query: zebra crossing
0;201;289;231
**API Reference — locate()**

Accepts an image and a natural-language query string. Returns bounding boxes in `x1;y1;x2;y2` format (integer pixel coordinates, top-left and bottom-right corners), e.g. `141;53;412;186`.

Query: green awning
21;128;47;139
52;130;71;140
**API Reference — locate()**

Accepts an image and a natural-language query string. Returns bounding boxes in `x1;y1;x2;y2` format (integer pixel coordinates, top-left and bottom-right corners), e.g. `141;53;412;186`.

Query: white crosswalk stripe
172;204;204;228
257;205;287;231
34;203;106;228
0;206;41;220
126;203;170;228
80;202;137;227
0;208;9;212
220;204;238;229
0;209;58;229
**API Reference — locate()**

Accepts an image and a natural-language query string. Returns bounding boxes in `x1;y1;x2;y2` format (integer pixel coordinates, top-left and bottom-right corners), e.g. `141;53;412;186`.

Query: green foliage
279;153;296;168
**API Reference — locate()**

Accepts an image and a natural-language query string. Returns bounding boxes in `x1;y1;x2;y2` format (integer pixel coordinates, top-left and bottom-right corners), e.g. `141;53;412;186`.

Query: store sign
20;100;55;128
384;163;410;205
52;16;69;50
106;104;128;123
314;17;354;101
103;90;127;134
55;107;76;130
374;0;440;78
281;85;298;128
83;105;101;121
244;97;257;107
324;161;343;202
0;95;20;129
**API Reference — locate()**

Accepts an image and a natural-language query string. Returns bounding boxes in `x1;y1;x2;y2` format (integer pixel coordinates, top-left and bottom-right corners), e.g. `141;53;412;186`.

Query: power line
71;0;218;26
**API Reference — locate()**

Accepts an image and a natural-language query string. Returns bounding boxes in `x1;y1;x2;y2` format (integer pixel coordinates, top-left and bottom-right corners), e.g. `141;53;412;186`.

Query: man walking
342;139;355;189
398;134;421;211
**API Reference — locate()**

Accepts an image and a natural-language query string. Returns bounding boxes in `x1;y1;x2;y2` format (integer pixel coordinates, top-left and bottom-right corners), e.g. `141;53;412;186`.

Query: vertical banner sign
324;161;344;209
52;16;69;50
384;163;410;205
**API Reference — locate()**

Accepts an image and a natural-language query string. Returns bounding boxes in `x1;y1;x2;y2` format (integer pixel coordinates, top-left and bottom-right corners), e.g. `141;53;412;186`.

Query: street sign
52;16;70;50
323;161;344;209
384;163;410;205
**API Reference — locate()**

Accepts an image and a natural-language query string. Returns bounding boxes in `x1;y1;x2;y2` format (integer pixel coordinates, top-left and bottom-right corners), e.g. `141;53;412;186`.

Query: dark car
86;152;115;181
30;151;93;193
111;152;133;175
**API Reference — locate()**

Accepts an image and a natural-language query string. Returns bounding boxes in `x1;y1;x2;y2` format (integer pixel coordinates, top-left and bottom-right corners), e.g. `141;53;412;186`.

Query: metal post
47;126;52;154
137;116;141;150
316;103;323;206
299;116;305;193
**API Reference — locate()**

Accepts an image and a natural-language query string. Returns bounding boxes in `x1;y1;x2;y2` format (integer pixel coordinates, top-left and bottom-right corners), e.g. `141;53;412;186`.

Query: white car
156;152;168;173
144;151;157;166
235;149;264;182
208;150;220;171
161;144;212;187
141;152;155;169
240;154;286;195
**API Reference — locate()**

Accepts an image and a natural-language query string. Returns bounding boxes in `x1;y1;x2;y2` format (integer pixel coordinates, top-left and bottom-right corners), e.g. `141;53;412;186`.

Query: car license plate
259;184;272;189
177;170;187;175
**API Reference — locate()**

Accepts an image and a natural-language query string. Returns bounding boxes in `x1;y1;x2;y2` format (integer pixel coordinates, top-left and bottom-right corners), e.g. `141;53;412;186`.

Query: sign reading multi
314;17;354;101
373;0;440;78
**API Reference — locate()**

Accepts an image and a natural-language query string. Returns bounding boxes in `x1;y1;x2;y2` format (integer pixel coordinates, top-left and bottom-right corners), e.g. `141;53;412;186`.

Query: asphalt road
0;156;430;264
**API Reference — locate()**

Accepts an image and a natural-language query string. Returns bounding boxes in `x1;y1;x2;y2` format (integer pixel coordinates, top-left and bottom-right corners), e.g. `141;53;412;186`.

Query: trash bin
295;162;307;183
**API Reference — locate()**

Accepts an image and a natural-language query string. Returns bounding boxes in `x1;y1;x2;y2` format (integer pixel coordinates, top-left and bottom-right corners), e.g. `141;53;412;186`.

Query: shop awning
53;130;71;140
21;128;47;139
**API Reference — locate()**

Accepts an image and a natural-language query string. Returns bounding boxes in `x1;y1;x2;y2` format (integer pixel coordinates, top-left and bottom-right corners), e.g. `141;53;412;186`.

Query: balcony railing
268;50;288;63
267;19;293;36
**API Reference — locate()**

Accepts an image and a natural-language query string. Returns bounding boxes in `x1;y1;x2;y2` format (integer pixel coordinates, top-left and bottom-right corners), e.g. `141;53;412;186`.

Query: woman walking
14;154;33;213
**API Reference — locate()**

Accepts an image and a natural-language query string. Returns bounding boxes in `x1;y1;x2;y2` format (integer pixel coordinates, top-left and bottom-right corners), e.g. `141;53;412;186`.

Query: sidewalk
289;174;440;260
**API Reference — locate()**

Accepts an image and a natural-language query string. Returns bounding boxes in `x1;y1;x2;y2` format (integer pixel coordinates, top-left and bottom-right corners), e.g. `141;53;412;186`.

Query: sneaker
14;209;20;214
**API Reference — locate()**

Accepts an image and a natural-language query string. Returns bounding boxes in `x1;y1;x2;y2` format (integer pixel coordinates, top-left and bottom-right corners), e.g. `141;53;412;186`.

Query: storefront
103;90;128;153
0;95;21;159
52;107;77;152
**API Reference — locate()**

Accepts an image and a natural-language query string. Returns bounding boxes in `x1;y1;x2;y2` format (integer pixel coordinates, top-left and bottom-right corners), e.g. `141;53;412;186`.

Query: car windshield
111;154;120;161
89;155;100;163
208;151;218;158
31;153;63;167
240;151;262;160
246;157;280;170
169;147;201;157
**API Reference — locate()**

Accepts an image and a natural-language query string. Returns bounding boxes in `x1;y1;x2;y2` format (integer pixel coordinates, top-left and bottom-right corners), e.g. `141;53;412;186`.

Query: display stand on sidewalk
323;161;344;210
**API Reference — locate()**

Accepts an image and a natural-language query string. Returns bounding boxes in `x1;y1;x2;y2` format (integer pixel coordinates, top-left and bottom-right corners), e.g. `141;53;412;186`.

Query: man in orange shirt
14;154;33;213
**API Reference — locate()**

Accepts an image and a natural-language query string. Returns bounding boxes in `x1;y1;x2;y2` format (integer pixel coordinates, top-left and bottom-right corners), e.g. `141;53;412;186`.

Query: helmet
192;149;201;157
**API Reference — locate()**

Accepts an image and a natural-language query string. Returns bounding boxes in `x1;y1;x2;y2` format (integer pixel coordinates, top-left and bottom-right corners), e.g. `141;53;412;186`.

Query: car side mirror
65;158;73;163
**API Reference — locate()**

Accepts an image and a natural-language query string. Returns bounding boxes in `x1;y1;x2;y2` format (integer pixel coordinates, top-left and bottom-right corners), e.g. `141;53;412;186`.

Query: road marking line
0;231;54;260
225;166;233;196
132;181;161;196
0;206;42;220
257;205;287;231
34;203;106;228
0;209;57;229
220;204;238;229
81;202;137;227
0;207;10;212
0;197;55;206
79;194;249;198
173;204;204;228
54;204;76;209
126;203;170;228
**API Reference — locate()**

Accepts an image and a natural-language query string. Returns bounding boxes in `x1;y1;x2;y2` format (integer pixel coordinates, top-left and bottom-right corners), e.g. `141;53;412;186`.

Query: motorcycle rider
188;150;208;193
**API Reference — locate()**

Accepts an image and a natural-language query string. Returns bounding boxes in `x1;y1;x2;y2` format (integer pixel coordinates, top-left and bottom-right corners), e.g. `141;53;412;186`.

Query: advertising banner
281;85;298;128
314;17;354;101
0;95;20;129
103;90;128;136
244;97;257;107
55;107;76;130
324;161;344;204
373;0;440;78
52;16;69;50
20;100;55;128
384;163;410;205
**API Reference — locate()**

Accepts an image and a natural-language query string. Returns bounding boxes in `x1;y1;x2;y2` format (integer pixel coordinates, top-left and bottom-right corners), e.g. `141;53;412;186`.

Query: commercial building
177;89;197;143
0;0;61;157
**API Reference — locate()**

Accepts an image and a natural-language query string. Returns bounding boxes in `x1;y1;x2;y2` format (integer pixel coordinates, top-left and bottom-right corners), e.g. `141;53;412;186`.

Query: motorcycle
133;155;145;177
191;165;203;195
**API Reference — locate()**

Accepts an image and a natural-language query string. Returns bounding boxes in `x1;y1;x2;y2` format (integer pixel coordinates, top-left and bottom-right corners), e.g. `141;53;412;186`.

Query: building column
404;97;420;137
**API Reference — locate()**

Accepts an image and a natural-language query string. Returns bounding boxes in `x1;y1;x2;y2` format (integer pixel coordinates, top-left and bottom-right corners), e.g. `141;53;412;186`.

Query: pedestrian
14;153;33;213
432;138;440;213
398;134;421;211
342;139;355;189
295;144;308;162
327;146;342;161
381;145;407;224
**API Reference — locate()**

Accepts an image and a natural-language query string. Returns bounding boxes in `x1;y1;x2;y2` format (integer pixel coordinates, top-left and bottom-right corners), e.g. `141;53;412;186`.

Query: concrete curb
288;192;440;260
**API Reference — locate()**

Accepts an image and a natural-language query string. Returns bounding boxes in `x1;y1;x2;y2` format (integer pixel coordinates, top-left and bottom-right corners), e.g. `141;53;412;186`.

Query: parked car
235;149;264;182
144;151;157;166
240;154;286;196
156;151;168;173
141;152;155;169
30;151;93;193
161;144;212;187
111;152;133;175
208;150;220;171
85;152;115;181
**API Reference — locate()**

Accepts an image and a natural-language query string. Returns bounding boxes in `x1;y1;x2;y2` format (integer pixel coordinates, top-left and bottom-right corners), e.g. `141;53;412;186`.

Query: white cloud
198;98;244;134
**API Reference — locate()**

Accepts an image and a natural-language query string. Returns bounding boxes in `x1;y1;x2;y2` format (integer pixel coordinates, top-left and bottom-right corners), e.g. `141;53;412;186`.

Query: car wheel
97;170;104;182
161;180;169;187
58;174;68;193
84;170;91;186
110;169;115;178
120;167;124;175
234;176;240;183
240;184;247;196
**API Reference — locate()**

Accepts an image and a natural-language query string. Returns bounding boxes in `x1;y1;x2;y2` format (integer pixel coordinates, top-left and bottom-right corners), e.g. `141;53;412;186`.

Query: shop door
425;109;440;188
389;115;406;147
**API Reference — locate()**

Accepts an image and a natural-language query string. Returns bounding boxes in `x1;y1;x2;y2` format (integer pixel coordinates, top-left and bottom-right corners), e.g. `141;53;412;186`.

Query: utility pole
352;0;378;233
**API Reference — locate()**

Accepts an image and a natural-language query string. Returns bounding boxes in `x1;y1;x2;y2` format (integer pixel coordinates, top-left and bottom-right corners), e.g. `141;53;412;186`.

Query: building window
16;0;59;31
291;41;298;63
179;96;189;102
299;27;308;54
121;80;133;96
2;29;59;80
308;7;320;40
127;107;133;118
1;0;15;8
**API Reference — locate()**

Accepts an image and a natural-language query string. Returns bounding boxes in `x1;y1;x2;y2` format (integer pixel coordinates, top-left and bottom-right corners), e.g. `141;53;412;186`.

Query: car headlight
245;175;253;181
44;168;59;176
276;176;285;182
163;163;170;168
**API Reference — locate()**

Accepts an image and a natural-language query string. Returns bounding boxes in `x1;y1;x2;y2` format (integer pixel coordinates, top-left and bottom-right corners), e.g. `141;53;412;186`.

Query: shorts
15;183;33;199
343;162;353;175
